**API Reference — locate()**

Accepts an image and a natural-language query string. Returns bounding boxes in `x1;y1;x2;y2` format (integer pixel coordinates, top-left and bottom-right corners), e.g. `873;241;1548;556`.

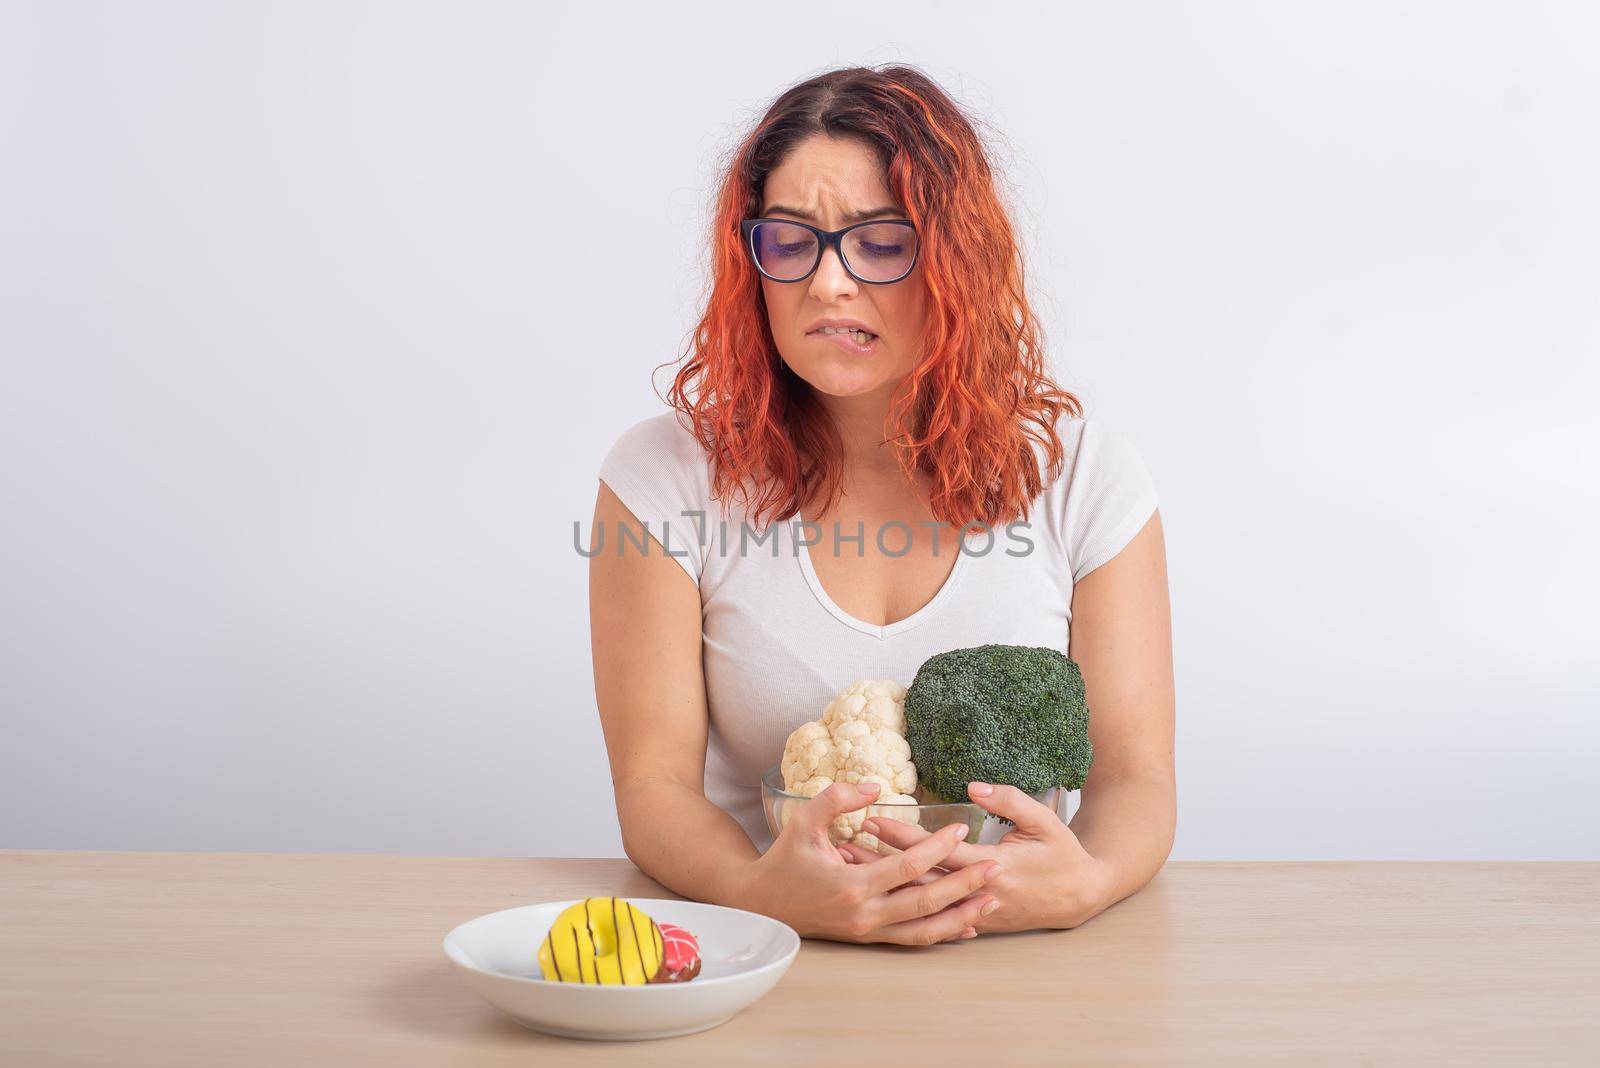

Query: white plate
443;898;800;1041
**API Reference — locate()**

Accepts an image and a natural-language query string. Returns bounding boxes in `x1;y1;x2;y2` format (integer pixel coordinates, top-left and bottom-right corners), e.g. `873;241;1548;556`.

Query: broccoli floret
903;644;1093;806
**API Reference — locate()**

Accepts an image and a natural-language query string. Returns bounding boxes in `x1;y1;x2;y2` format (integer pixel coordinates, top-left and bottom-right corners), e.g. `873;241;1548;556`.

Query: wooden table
1;852;1595;1065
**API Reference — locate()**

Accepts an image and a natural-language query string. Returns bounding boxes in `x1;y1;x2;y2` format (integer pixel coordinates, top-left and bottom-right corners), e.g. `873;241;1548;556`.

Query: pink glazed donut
649;922;702;983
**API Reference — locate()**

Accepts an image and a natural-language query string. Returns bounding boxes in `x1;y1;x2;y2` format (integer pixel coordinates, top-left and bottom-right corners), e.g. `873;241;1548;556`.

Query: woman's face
757;134;928;404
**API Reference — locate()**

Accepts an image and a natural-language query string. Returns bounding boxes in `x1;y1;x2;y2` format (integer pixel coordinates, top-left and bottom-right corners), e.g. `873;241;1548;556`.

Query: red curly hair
662;64;1081;534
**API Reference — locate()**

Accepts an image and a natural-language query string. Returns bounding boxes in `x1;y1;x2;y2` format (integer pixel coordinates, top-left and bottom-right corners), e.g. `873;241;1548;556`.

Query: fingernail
969;782;993;797
981;899;1001;916
961;928;977;939
984;863;1003;882
948;824;967;841
857;782;880;794
862;819;880;836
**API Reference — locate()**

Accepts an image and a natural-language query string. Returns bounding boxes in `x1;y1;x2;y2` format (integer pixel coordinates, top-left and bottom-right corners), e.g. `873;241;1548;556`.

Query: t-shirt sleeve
1063;421;1160;583
596;413;709;586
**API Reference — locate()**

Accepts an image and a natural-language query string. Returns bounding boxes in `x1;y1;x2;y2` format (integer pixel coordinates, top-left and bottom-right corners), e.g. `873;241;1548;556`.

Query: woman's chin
791;360;903;400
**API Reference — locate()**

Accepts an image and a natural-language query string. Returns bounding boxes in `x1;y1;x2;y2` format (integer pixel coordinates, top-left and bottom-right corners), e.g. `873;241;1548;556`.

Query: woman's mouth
808;327;880;355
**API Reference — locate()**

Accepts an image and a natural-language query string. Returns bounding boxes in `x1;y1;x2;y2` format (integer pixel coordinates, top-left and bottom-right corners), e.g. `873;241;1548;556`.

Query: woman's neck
815;389;905;482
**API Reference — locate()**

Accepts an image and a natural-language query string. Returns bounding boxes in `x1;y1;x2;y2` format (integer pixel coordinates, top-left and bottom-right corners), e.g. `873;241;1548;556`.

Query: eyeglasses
740;217;920;285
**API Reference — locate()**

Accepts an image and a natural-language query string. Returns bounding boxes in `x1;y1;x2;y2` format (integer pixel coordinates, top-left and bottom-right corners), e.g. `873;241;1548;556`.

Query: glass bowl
760;764;1068;849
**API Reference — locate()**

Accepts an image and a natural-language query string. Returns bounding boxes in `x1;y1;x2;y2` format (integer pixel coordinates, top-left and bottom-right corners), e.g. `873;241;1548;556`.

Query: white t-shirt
595;410;1158;852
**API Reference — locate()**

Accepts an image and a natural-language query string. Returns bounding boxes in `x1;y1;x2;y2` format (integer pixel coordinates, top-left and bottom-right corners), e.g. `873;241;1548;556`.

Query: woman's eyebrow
762;204;905;222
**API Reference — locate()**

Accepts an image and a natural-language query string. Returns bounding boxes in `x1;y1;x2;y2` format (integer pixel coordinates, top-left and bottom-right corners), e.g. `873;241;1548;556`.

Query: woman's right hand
739;780;1002;945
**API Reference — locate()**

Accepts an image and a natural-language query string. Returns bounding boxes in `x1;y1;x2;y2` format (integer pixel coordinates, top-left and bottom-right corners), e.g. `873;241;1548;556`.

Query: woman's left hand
840;781;1114;934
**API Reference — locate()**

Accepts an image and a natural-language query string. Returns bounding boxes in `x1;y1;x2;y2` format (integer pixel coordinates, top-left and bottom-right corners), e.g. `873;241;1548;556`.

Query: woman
589;64;1174;946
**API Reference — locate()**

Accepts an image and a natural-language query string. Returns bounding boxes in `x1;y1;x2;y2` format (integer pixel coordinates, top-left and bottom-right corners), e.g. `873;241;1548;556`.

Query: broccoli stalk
903;644;1093;817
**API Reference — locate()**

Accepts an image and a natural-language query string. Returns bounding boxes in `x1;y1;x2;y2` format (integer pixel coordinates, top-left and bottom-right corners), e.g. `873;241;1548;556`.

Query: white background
3;2;1596;860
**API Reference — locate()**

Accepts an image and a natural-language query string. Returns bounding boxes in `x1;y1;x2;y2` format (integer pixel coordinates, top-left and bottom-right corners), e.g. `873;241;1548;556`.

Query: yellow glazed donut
537;896;664;985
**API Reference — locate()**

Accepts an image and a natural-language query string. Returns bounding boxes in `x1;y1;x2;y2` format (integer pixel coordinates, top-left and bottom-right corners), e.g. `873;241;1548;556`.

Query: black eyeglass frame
739;217;921;285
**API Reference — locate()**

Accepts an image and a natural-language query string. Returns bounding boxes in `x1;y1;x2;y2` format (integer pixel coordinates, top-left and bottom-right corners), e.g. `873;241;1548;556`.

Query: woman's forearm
1069;772;1176;911
615;777;761;908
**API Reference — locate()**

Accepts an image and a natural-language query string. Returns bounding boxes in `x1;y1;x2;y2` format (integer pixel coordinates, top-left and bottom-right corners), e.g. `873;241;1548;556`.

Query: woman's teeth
815;327;877;344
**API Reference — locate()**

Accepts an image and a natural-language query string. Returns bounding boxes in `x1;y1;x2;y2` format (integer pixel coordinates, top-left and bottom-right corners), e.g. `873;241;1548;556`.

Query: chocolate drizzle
587;897;602;983
611;896;622;982
625;900;645;984
543;929;563;981
632;902;643;981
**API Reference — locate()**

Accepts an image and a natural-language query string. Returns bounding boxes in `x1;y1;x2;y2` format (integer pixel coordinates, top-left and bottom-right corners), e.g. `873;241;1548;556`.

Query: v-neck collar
792;519;972;641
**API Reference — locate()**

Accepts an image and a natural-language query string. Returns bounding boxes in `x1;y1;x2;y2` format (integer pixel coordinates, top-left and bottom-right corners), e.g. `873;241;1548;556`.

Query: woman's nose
808;245;858;301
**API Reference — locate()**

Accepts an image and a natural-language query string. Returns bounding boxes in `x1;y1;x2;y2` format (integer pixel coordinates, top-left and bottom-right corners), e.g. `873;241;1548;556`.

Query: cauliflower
822;680;909;735
780;679;922;853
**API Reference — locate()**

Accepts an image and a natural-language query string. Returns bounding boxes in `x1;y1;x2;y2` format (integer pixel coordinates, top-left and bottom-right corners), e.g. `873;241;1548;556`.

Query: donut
537;896;664;985
650;921;702;983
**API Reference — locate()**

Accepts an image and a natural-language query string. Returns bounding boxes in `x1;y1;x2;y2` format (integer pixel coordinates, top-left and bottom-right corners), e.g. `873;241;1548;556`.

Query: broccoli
903;643;1093;807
